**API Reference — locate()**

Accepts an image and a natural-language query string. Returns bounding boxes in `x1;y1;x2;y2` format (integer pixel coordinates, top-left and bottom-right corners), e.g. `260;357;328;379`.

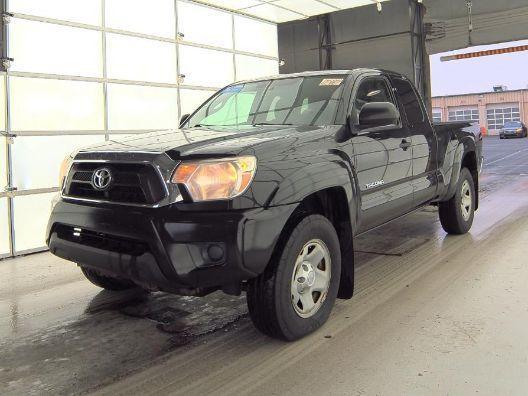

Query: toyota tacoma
47;69;483;341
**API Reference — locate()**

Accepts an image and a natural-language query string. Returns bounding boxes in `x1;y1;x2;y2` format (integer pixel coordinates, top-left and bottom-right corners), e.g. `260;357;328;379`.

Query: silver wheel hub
291;239;331;319
460;180;472;221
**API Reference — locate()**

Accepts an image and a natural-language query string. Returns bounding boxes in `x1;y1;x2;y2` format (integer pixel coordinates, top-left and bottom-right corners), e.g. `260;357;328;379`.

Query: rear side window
391;77;424;125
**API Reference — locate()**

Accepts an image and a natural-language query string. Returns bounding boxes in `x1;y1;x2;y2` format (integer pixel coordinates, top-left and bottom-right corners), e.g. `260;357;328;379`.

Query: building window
448;108;479;122
432;111;442;123
486;107;521;130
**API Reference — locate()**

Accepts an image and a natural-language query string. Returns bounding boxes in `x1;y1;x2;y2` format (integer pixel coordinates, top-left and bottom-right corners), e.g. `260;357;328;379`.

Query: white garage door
1;0;279;257
486;103;521;131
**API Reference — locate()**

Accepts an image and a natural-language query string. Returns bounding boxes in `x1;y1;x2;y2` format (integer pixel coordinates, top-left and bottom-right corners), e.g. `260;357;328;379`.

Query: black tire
438;167;475;235
246;214;341;341
80;267;137;291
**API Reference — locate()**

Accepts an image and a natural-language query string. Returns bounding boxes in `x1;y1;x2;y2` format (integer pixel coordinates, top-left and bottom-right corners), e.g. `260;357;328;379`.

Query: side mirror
358;102;399;129
180;113;190;127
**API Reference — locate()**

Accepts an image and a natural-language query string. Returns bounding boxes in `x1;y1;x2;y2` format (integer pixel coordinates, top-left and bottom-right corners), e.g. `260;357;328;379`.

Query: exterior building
432;89;528;135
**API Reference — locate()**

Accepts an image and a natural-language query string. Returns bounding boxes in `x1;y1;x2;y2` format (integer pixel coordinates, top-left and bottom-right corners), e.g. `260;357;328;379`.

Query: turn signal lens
172;156;257;201
58;155;73;190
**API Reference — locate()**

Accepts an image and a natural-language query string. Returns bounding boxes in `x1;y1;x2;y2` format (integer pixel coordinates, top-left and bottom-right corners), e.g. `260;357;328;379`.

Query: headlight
517;128;523;132
58;155;74;190
172;156;257;201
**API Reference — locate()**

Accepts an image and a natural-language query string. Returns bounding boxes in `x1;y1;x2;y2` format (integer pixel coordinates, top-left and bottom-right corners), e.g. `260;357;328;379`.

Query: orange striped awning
440;45;528;62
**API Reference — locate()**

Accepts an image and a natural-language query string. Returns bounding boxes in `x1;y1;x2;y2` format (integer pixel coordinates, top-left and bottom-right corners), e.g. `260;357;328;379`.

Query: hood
76;125;331;159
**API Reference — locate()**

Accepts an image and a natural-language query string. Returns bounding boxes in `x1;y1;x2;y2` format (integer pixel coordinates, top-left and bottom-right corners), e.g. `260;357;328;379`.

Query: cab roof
235;68;403;85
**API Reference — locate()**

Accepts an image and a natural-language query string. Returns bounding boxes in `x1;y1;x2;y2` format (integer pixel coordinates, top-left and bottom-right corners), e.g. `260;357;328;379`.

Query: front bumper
500;130;523;137
46;199;297;292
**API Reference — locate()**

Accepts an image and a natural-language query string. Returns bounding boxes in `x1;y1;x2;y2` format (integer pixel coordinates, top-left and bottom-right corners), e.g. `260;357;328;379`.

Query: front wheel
246;214;341;341
438;167;475;234
80;267;137;291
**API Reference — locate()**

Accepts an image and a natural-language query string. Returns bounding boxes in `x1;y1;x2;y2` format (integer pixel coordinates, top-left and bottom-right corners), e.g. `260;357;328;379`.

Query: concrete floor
1;136;528;395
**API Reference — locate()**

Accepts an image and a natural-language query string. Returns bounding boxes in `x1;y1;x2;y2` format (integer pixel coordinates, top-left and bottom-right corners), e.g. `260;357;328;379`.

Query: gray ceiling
423;0;528;53
193;0;528;54
424;0;528;20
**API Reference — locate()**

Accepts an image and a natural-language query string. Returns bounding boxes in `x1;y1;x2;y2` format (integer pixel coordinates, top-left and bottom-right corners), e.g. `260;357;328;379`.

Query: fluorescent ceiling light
242;3;305;23
273;0;339;16
195;0;392;23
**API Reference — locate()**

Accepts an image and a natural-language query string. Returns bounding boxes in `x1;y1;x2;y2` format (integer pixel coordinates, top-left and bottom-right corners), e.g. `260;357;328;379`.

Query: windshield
504;121;521;128
185;75;347;128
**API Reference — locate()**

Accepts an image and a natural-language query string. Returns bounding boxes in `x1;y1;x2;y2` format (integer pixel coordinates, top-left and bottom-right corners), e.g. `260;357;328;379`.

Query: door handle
399;139;411;151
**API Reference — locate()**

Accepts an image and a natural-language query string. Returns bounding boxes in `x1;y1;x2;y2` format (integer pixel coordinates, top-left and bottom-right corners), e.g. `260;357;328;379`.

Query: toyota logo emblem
91;167;113;190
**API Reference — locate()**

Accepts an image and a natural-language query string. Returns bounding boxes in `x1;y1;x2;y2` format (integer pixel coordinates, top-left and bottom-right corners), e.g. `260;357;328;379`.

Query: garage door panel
0;76;6;132
235;55;278;81
105;0;175;38
234;16;278;57
107;84;179;130
1;74;6;188
106;34;177;84
10;77;104;131
177;2;233;49
9;0;102;25
13;192;55;253
1;136;8;189
10;18;103;78
179;89;215;118
0;198;9;256
11;135;106;191
179;46;234;88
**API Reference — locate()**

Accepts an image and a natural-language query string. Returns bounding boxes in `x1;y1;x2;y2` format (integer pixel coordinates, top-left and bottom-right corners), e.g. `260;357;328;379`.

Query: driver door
349;75;414;232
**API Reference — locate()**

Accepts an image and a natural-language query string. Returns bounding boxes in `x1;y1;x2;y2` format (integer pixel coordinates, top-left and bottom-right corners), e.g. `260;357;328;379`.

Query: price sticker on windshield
319;78;344;86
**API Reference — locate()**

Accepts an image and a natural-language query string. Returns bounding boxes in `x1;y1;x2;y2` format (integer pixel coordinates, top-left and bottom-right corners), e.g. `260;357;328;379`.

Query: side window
353;77;394;122
391;77;424;125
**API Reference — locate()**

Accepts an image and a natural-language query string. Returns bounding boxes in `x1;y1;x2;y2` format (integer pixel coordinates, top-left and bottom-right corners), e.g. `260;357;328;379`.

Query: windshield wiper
252;122;293;126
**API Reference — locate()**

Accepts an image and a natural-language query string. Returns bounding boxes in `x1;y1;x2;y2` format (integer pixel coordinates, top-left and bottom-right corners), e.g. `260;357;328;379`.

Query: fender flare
267;154;359;227
444;138;476;201
267;154;360;299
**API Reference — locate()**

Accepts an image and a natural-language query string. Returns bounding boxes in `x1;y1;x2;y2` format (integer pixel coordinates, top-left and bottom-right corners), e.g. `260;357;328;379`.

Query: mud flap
337;220;354;299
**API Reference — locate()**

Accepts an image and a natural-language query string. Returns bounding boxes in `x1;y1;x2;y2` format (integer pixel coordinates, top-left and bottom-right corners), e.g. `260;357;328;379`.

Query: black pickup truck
47;69;482;341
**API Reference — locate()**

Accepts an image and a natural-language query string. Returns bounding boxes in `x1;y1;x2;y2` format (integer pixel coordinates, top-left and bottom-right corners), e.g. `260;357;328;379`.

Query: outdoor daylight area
1;0;528;395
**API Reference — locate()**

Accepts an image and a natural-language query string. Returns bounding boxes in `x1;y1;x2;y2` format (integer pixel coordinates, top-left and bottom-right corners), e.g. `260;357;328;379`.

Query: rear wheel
80;267;137;291
247;214;341;341
438;167;475;235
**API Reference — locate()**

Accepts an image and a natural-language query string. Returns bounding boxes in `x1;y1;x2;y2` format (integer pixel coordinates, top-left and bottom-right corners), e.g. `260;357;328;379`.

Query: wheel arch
266;186;357;300
260;156;360;299
442;138;478;208
461;149;479;210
